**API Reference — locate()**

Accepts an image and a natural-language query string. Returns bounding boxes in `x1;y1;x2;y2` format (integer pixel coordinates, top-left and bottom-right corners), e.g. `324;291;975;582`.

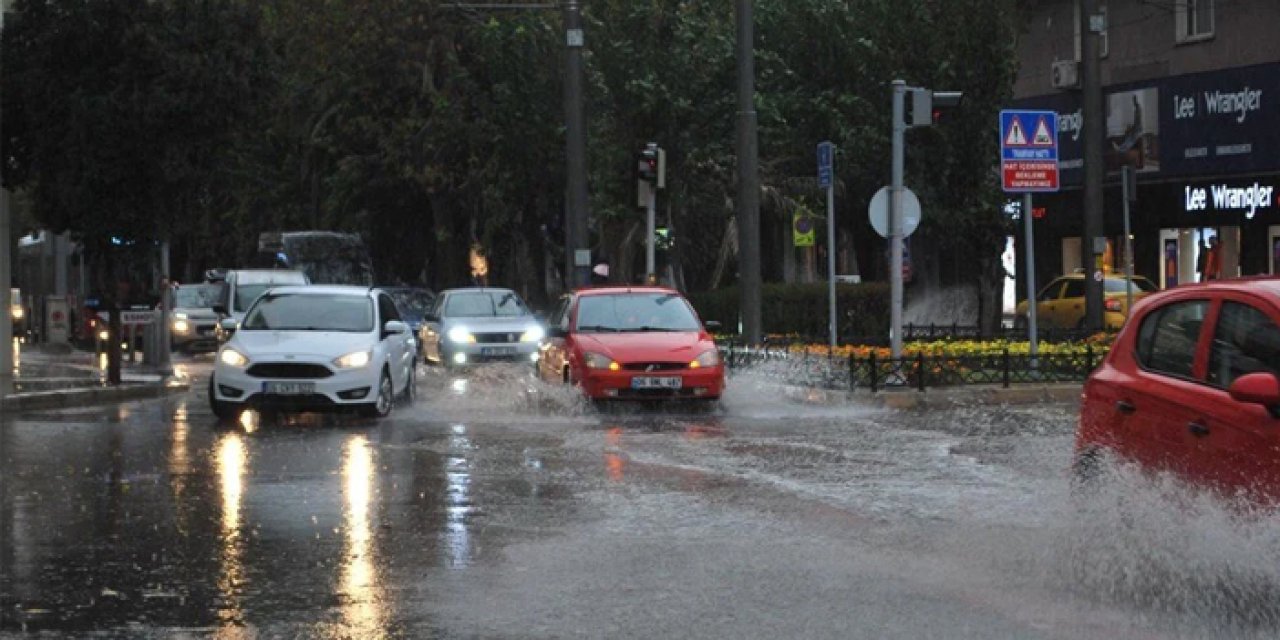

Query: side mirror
212;304;227;316
704;320;722;332
218;318;238;337
547;326;568;339
1229;372;1280;412
383;320;409;337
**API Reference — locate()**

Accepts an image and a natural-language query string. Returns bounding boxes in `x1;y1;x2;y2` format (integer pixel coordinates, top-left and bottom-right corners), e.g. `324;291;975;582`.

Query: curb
781;383;1082;409
1;381;191;413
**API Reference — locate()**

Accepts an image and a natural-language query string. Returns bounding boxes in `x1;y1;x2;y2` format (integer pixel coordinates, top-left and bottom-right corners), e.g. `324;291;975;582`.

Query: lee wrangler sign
1183;182;1276;219
1000;110;1060;192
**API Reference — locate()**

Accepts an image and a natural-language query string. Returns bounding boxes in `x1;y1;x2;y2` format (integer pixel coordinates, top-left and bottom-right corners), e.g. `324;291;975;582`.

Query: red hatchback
536;286;725;401
1078;278;1280;501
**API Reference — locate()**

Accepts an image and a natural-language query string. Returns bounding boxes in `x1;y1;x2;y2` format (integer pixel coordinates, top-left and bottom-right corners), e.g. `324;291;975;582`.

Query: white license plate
481;347;516;356
264;382;315;395
631;376;682;390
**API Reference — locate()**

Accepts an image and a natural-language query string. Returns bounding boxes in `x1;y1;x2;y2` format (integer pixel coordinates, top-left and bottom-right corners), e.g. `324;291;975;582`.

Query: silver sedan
419;288;544;368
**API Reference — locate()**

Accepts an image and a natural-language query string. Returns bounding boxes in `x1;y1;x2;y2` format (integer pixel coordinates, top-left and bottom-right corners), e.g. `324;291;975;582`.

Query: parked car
1015;273;1157;330
169;283;222;353
419;287;543;368
1076;277;1280;502
209;285;416;421
212;269;310;342
535;286;724;401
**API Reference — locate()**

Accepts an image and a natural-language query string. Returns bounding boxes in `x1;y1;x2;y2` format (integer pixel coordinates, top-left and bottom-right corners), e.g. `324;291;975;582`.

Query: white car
209;286;416;421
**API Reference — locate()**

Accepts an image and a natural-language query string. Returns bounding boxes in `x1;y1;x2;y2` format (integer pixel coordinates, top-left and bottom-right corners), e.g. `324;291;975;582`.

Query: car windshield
174;284;221;308
389;290;434;316
575;293;701;332
241;293;374;332
444;291;528;318
1104;277;1157;293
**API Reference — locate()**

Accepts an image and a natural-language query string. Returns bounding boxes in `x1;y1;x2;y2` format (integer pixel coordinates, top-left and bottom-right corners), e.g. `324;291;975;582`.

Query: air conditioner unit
1051;60;1079;90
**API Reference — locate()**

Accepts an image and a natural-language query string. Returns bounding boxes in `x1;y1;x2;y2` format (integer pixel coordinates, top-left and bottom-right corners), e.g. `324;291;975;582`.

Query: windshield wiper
625;326;681;332
577;325;620;332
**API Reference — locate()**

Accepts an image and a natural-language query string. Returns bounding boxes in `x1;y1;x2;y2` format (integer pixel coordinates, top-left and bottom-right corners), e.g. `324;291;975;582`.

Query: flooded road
3;364;1280;638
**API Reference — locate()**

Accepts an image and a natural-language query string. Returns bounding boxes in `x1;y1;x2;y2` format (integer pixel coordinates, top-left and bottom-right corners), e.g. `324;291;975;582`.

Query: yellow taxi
1015;273;1157;330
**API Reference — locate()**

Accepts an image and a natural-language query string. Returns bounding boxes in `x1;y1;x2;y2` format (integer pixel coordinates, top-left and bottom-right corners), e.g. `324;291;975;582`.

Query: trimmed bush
688;282;889;341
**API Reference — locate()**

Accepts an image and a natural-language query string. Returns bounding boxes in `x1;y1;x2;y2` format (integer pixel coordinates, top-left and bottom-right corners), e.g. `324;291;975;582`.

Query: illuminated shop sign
1184;182;1275;219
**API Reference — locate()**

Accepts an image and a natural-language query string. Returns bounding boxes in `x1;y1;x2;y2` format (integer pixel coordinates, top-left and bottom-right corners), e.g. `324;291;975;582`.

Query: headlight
584;351;620;371
97;329;110;341
520;326;545;342
11;307;23;320
173;312;188;320
172;319;191;333
690;348;721;369
333;350;372;369
219;348;249;368
447;327;476;344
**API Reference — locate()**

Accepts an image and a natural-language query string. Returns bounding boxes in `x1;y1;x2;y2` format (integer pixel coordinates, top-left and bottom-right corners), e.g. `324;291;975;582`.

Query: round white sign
868;187;922;239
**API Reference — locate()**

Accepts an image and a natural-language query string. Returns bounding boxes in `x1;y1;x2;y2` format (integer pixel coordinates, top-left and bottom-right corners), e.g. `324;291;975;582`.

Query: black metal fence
839;323;1103;347
718;341;1105;392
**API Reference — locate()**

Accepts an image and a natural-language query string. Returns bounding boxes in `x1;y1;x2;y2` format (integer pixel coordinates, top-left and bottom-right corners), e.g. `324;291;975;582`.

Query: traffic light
906;89;964;127
636;143;666;188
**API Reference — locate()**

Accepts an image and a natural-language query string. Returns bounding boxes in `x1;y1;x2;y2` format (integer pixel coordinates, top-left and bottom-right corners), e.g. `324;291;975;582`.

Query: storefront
1010;61;1280;291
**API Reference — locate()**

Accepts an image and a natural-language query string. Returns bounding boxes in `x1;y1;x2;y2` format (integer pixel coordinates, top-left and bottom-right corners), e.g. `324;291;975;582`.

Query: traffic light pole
645;185;657;282
735;0;762;344
563;0;591;289
1081;0;1105;330
889;80;906;359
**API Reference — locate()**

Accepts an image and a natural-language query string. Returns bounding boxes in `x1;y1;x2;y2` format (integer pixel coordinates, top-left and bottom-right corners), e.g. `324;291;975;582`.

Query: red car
1077;278;1280;501
536;286;725;401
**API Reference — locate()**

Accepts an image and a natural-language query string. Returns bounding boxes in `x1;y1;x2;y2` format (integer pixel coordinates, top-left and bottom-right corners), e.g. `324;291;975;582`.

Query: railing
838;323;1103;346
718;341;1104;391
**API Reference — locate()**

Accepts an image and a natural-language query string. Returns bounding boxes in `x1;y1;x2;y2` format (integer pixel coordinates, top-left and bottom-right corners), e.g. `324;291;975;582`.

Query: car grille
622;362;687;371
246;363;333;379
475;332;519;344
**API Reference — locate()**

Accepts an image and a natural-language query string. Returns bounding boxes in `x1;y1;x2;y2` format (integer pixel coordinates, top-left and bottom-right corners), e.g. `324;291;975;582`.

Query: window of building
1176;0;1214;43
1074;1;1109;62
1136;299;1208;379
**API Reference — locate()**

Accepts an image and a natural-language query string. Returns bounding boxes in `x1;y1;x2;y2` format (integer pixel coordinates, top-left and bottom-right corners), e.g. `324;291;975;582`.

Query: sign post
1001;109;1061;357
818;141;836;349
1121;165;1137;315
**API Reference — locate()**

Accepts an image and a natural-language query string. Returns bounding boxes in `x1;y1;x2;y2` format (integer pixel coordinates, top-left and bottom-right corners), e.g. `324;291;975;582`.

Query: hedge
687;282;889;341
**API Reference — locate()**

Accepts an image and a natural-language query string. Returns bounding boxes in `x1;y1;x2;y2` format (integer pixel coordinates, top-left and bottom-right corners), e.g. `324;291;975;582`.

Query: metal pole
826;177;837;350
1081;0;1105;330
735;0;762;344
645;187;656;281
157;241;173;377
563;0;591;289
1024;193;1038;357
1122;166;1135;315
0;7;12;394
889;80;906;359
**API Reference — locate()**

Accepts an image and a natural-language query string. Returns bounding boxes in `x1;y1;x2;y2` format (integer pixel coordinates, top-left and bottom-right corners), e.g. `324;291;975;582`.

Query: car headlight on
690;348;721;369
174;312;188;320
219;348;249;368
447;327;476;344
520;325;545;342
172;319;191;333
584;351;621;371
11;307;23;320
333;350;372;369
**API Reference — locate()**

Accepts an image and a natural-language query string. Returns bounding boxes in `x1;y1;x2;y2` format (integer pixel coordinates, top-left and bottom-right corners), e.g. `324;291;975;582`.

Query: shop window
1176;0;1214;43
1074;1;1109;61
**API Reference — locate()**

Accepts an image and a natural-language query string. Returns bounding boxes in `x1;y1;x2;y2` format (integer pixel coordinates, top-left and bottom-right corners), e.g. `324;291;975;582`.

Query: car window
1037;280;1063;302
1062;280;1085;299
574;293;701;332
242;293;374;332
1136;299;1209;379
174;284;221;308
378;294;401;323
1207;302;1280;388
1104;278;1156;294
235;284;276;312
388;290;433;316
444;291;529;317
548;296;571;332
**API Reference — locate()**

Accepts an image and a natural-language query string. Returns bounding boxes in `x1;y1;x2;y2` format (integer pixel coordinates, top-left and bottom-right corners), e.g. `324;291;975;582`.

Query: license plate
263;382;315;395
631;376;682;390
481;347;516;356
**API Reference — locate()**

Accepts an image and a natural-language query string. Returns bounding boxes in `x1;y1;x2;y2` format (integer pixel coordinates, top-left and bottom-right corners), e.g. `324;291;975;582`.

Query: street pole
735;0;762;344
1081;0;1105;330
1122;165;1135;314
0;8;12;394
563;0;591;289
645;184;656;281
825;160;836;350
889;80;906;359
158;240;173;377
1024;193;1038;358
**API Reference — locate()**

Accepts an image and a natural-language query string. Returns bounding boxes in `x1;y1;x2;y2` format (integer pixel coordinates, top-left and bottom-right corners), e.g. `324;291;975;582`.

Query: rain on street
5;360;1280;639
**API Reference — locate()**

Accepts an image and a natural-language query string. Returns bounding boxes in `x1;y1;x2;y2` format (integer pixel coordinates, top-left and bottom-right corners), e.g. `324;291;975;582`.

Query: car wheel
359;369;394;419
208;376;240;423
400;363;417;405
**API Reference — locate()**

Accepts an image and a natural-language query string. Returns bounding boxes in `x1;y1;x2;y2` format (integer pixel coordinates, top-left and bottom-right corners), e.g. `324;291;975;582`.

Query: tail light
1105;298;1122;312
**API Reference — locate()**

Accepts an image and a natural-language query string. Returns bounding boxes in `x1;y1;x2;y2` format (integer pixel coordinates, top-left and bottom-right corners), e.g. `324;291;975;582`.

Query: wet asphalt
4;357;1280;639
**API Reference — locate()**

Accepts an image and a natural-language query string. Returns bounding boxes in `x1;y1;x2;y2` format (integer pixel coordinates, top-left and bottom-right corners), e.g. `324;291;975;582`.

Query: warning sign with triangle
1004;117;1028;146
1031;116;1054;146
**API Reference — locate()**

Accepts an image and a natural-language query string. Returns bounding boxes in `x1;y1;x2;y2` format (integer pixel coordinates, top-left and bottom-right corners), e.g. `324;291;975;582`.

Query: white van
213;269;309;340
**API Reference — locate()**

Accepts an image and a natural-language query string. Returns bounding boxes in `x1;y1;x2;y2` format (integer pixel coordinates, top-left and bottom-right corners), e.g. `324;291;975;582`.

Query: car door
538;295;573;383
378;293;412;391
1058;278;1087;328
421;294;444;363
1107;297;1212;478
1196;296;1280;499
1035;279;1066;328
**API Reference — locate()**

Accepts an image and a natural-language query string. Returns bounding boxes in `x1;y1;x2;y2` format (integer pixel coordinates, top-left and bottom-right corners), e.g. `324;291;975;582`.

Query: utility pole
563;0;591;290
1081;0;1105;330
157;240;173;377
0;8;12;395
735;0;761;344
889;81;906;358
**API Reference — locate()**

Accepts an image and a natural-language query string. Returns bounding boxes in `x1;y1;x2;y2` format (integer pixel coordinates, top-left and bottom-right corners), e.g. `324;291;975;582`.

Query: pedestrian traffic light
906;89;964;127
636;143;665;188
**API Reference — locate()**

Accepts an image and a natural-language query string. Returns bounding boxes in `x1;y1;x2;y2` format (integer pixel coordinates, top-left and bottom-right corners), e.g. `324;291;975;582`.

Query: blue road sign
817;141;834;189
1000;110;1059;192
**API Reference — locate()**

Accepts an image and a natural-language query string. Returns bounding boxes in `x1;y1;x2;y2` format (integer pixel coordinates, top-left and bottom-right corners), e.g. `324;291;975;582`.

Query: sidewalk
2;342;188;412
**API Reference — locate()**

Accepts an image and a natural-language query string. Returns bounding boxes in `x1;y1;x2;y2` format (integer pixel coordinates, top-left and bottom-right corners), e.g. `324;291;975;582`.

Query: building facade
1013;0;1280;293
